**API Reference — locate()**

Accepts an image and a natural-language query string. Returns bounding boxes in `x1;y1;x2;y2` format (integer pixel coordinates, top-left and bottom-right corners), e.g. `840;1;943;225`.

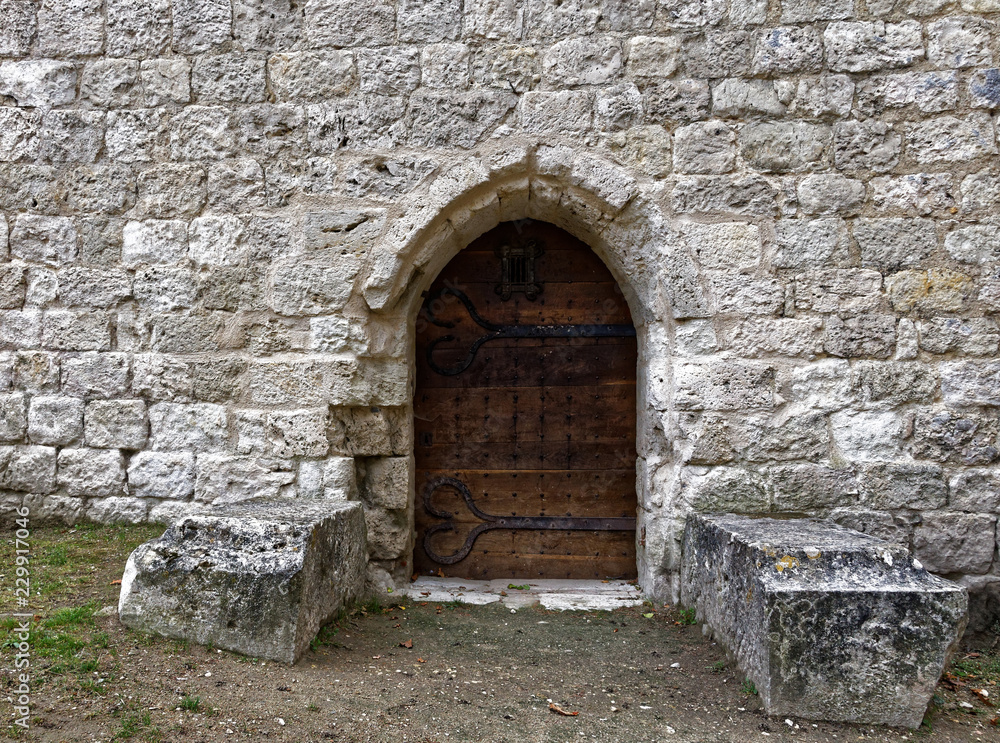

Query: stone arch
361;143;707;597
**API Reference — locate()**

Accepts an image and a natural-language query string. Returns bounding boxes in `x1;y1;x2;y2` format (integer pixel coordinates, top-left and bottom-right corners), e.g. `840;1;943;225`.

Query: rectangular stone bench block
118;500;367;664
681;514;967;728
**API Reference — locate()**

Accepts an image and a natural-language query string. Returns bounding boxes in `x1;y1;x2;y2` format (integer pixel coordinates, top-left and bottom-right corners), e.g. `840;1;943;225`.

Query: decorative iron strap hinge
422;286;636;376
422;476;637;565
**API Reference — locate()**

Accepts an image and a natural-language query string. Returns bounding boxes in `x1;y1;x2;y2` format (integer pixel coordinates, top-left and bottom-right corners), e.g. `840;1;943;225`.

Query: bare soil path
1;524;997;743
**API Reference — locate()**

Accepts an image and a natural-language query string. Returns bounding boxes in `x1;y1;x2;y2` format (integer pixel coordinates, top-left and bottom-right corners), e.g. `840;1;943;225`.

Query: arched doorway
413;220;638;580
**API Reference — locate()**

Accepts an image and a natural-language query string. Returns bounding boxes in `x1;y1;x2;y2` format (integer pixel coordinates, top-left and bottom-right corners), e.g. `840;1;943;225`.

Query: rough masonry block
681;514;967;728
118;500;368;663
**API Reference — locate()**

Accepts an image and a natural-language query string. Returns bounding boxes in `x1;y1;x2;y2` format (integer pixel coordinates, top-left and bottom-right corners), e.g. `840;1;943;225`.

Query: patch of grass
740;679;758;696
708;660;726;673
44;544;68;566
46;602;96;628
180;695;201;712
311;622;344;651
112;709;158;742
79;677;109;696
951;653;1000;684
677;607;697;625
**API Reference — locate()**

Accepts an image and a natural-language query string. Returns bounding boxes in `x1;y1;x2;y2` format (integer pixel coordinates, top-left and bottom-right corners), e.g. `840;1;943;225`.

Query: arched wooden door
414;221;638;580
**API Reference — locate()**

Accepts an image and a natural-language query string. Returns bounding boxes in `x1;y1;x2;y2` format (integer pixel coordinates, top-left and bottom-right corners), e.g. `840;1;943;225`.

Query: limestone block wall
1;0;999;622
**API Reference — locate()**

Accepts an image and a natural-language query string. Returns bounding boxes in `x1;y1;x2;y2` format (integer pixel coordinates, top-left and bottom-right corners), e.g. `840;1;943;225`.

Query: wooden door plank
416;338;637;389
414;220;638;580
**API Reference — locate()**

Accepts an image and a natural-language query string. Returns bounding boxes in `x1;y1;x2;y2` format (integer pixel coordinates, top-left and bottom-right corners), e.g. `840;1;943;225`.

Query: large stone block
682;514;967;728
305;0;395;48
28;396;84;446
0;61;77;108
118;500;367;663
0;445;57;494
128;451;195;500
38;0;104;55
172;0;232;54
57;448;126;498
0;0;37;56
914;512;997;575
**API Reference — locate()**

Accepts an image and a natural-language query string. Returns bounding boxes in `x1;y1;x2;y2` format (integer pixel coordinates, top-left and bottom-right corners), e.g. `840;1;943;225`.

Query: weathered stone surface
85;400;148;450
149;402;227;451
28;396;84;446
673;121;735;174
0;445;57;494
907;114;997;164
927;17;993;69
771;464;858;511
0;60;77;108
57;448;126;498
360;457;411;510
949;469;1000;513
824;22;924;73
61;353;130;399
10;216;77;267
674;359;775;410
128;451;195;500
119;500;367;663
830;410;904;461
774;219;849;268
194;454;295;504
833;120;900;172
682;514;967;728
914;513;997;575
855;218;937;272
140;59;191;106
269;52;355;100
859;463;948;510
741;123;829;173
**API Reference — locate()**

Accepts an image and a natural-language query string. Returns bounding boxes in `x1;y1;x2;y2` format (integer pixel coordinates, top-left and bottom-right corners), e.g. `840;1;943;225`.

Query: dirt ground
2;524;999;743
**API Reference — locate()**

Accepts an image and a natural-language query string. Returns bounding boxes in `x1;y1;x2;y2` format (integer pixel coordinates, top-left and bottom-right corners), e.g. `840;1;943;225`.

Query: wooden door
413;221;638;580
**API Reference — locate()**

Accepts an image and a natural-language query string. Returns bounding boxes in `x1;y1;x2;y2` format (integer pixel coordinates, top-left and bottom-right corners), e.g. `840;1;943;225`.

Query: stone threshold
399;577;645;611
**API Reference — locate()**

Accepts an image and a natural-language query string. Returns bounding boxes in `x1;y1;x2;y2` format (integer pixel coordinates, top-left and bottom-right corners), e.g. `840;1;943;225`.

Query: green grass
740;679;758;696
43;544;68;566
677;607;697;625
180;695;201;712
708;660;726;673
112;708;160;742
0;523;166;702
951;654;1000;684
46;602;96;628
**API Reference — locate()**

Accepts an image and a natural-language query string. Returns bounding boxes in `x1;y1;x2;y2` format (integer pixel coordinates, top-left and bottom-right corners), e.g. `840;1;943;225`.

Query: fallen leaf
417;658;426;663
643;612;654;619
411;572;420;582
110;579;122;585
549;703;579;717
436;569;445;578
400;639;413;649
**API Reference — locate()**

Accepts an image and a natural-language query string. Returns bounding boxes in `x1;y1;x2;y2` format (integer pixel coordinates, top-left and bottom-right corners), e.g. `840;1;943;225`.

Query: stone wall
1;0;999;618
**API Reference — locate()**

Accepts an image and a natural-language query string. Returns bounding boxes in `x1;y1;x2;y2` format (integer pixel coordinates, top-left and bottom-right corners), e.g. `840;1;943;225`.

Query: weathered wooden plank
416;338;637;389
414;220;638;580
